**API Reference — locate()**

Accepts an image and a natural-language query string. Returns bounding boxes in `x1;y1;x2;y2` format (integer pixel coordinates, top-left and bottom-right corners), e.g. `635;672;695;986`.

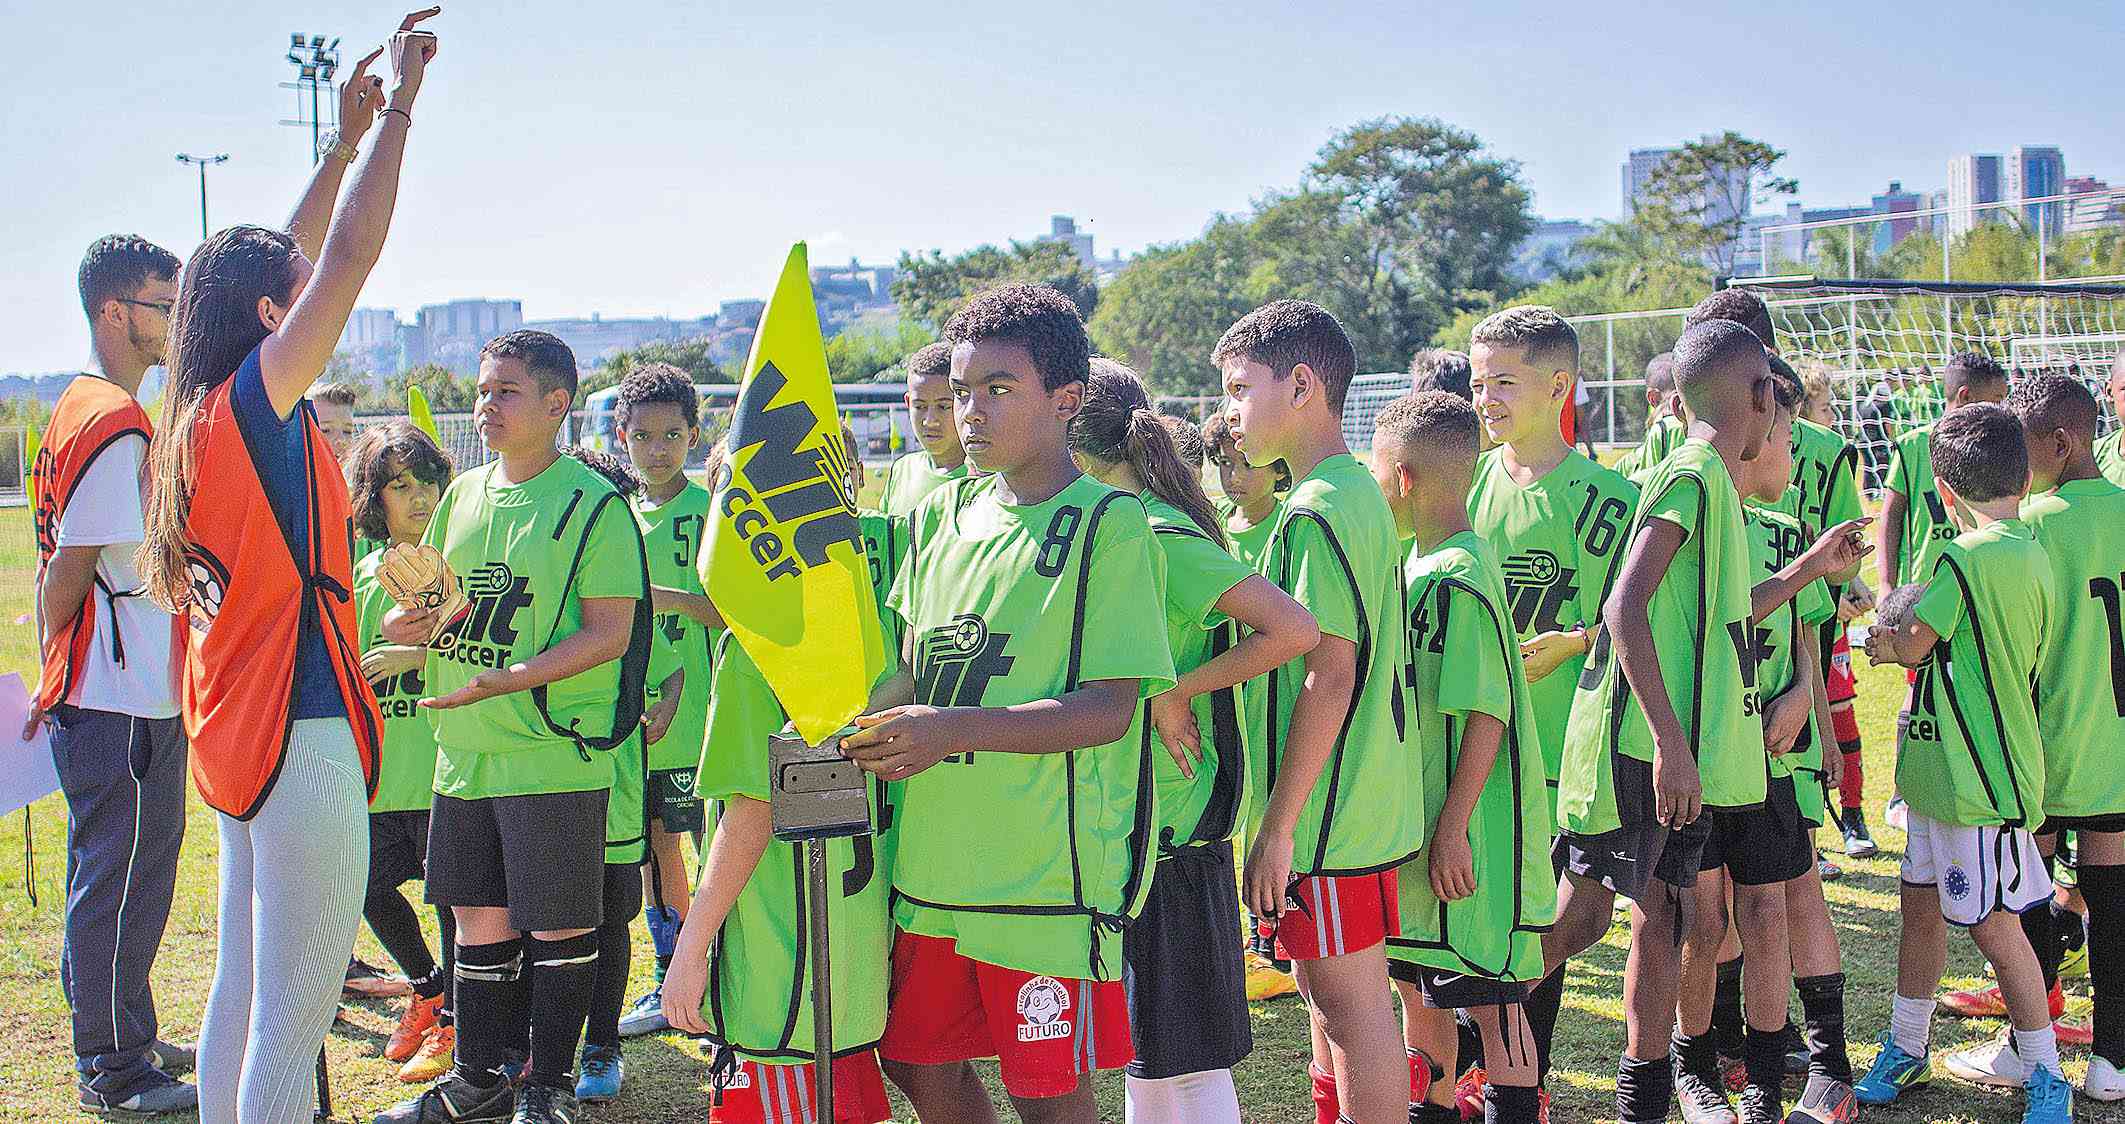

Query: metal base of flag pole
805;838;834;1123
314;1047;332;1120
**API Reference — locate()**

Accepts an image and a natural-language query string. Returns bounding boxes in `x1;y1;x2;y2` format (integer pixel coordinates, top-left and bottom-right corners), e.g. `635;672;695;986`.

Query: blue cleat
575;1044;624;1103
617;986;668;1037
2022;1064;2073;1124
1854;1032;1931;1105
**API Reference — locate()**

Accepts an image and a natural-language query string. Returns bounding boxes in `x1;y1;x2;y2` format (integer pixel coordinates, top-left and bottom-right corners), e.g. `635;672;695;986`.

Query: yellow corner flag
407;383;439;443
699;244;887;744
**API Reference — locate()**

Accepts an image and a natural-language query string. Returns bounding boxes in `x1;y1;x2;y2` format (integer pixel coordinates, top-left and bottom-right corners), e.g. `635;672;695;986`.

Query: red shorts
878;931;1132;1098
1257;870;1400;961
709;1052;891;1124
1826;632;1857;705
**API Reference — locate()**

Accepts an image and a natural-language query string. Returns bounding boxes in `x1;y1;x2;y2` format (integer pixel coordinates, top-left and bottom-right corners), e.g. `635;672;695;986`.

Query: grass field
2;491;2120;1122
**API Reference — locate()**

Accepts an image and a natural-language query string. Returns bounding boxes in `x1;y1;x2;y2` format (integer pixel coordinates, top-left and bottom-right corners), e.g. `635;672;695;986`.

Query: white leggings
1125;1068;1243;1124
197;718;369;1123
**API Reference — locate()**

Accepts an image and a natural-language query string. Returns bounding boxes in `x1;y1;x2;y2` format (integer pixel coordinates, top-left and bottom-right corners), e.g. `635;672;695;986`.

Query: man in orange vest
29;235;198;1116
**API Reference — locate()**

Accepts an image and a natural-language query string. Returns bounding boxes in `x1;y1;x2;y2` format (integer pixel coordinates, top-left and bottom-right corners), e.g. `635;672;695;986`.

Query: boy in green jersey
1371;391;1552;1124
376;331;651;1124
1217;300;1420;1124
1856;404;2071;1122
1612;351;1683;481
1068;359;1319;1124
1879;352;2010;591
879;340;969;516
347;422;459;1079
2012;372;2125;1097
2101;351;2125;487
604;364;716;1039
838;284;1174;1123
1543;319;1782;1124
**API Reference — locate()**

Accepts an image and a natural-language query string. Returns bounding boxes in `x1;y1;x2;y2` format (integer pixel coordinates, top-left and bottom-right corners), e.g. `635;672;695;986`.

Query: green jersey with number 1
1253;454;1422;876
2021;478;2125;819
1465;447;1637;794
354;547;440;814
635;481;717;772
1897;519;2053;828
1386;531;1552;984
1887;424;1957;586
888;474;1175;981
1143;495;1257;849
1557;438;1765;836
1745;506;1837;826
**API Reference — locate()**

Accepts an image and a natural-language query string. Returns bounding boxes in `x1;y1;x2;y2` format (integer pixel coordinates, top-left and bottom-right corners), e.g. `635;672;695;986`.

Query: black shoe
147;1040;196;1077
510;1082;579;1124
1841;810;1877;858
373;1072;515;1123
1739;1082;1782;1124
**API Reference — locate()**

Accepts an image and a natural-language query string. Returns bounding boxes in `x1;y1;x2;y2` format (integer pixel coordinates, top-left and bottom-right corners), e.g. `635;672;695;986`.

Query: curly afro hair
942;283;1090;392
617;361;699;429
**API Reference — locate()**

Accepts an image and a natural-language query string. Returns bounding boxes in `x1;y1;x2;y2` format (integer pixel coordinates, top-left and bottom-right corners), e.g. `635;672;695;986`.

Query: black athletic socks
1524;967;1565;1083
1671;1028;1720;1082
2025;881;2061;992
524;933;600;1089
2085;863;2125;1063
1743;1025;1786;1093
1711;955;1746;1058
585;916;633;1049
452;938;526;1085
1615;1053;1673;1124
1795;972;1852;1082
1483;1083;1542;1124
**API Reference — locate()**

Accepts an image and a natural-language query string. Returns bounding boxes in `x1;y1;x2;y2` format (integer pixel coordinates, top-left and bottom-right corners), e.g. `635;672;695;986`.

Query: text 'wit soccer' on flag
699;242;888;745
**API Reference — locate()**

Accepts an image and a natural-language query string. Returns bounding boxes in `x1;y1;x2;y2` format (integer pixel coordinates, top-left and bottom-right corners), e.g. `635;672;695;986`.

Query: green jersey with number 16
887;474;1175;981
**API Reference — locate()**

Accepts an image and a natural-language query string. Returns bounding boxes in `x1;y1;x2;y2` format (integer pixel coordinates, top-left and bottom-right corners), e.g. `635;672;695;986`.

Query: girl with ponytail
1066;358;1319;1124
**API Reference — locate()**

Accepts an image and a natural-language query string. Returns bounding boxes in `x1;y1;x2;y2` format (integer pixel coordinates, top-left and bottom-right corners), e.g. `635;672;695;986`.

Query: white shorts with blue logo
1900;810;2052;927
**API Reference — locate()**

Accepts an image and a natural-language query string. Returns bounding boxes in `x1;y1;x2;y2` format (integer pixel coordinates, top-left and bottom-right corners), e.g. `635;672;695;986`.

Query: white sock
1890;993;1936;1058
2013;1025;2062;1079
1125;1069;1242;1124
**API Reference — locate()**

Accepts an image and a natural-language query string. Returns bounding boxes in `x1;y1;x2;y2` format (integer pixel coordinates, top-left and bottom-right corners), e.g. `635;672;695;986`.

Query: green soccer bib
2021;479;2125;819
635;482;717;773
1888;424;1958;587
881;449;969;517
355;547;440;814
1745;506;1837;825
1143;495;1256;849
1385;532;1554;984
887;474;1175;981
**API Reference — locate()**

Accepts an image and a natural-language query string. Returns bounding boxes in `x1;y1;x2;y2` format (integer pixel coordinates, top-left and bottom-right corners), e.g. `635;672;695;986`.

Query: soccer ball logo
183;546;231;625
950;615;986;654
1944;863;1971;902
1015;976;1073;1042
464;562;515;599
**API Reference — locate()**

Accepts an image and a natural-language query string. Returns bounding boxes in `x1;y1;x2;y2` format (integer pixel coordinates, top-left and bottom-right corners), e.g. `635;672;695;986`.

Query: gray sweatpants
197;718;368;1124
53;706;188;1097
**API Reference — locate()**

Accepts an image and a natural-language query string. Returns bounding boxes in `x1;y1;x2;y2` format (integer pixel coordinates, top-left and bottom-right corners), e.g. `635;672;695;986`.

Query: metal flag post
769;726;874;1122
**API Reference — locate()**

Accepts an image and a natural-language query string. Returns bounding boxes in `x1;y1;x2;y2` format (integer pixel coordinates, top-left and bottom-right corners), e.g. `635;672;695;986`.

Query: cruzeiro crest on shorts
1015;975;1073;1042
1944;861;1972;901
1500;549;1578;636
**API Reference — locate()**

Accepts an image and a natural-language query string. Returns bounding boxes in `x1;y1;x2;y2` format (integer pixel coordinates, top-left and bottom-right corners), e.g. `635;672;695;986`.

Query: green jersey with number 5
635;481;717;772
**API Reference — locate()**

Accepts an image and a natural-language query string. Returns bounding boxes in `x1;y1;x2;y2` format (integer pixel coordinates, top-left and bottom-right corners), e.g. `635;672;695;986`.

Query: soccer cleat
1855;1032;1931;1105
1943;980;2067;1020
2021;1064;2073;1124
511;1082;579;1124
1676;1060;1740;1124
616;986;669;1037
78;1069;198;1116
1453;1066;1485;1120
1738;1082;1781;1124
1842;810;1878;858
1942;1032;2023;1088
1817;857;1842;881
2059;942;2090;981
1784;1074;1858;1124
2084;1055;2125;1102
2053;1015;2092;1048
147;1039;195;1077
387;993;447;1063
1244;952;1298;1002
347;956;415;998
574;1045;623;1103
399;1025;457;1084
375;1071;515;1123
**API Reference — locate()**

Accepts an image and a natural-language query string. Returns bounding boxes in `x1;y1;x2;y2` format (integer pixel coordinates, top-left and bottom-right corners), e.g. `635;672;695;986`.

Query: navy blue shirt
230;346;346;721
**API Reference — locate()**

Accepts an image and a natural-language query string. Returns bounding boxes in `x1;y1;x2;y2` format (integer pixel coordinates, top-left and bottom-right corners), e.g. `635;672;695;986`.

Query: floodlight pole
283;33;341;165
175;154;229;240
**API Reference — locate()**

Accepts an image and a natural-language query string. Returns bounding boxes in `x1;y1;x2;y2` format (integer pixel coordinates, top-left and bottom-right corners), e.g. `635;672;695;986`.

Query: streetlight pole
281;33;341;164
175;153;229;240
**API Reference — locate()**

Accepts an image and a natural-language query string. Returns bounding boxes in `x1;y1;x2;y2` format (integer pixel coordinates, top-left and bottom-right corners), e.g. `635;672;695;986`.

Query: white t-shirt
48;433;179;718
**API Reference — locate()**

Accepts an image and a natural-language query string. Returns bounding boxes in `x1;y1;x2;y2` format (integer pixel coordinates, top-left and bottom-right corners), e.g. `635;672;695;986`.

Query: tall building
2065;176;2124;234
524;313;718;368
2007;145;2067;236
1620;147;1673;217
1620;140;1753;267
1869;180;1924;254
408;298;524;375
1511;219;1595;282
1042;215;1096;267
337;307;404;377
1947;153;2004;236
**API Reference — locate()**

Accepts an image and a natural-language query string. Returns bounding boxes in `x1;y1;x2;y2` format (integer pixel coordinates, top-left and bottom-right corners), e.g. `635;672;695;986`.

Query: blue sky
4;0;2119;373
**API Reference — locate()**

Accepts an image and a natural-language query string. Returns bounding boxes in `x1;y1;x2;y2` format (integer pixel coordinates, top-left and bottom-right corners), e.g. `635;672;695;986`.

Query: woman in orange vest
134;13;440;1122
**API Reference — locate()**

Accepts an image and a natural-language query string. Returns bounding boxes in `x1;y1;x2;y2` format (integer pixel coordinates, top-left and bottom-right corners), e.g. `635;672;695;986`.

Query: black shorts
425;788;609;932
648;767;706;835
1122;840;1251;1079
1698;775;1813;886
1387;961;1530;1009
2038;814;2125;836
1554;755;1711;903
367;809;432;895
601;861;643;931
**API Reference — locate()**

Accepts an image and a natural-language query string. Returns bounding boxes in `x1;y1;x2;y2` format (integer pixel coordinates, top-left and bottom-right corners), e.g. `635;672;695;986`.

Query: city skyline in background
4;0;2121;378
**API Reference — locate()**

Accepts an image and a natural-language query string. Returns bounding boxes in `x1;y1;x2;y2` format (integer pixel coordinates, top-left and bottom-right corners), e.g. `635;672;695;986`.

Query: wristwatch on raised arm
317;129;358;164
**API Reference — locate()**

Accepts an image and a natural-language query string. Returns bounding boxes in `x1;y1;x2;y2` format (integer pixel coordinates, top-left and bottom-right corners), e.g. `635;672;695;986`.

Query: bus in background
579;381;911;463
